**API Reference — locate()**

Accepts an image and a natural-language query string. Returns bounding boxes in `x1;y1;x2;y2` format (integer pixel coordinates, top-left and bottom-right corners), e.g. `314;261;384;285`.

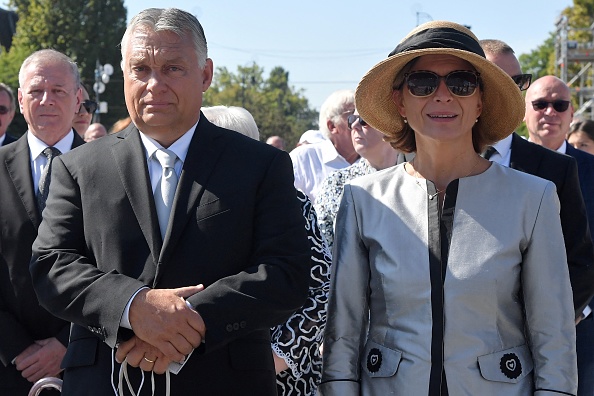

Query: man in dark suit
0;49;84;394
482;39;594;396
30;8;310;396
0;83;17;146
524;74;594;396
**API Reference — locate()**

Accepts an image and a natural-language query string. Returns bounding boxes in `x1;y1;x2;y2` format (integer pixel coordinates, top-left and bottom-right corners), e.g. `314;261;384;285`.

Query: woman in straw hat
319;21;577;396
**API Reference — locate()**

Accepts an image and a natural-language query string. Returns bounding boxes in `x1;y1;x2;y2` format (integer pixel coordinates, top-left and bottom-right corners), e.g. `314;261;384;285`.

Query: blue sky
6;1;572;110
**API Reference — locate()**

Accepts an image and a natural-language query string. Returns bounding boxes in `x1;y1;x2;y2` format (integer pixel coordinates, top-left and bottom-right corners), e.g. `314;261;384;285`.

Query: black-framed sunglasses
404;70;480;97
79;99;98;114
531;100;570;113
511;74;532;91
0;105;11;115
347;114;367;129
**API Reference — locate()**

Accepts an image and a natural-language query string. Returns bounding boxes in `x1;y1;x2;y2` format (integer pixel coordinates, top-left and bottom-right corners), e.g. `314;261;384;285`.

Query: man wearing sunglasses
0;83;17;146
0;49;85;395
482;40;594;396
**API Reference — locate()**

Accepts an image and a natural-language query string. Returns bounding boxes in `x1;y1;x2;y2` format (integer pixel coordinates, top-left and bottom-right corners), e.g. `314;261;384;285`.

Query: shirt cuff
120;286;149;329
583;305;592;319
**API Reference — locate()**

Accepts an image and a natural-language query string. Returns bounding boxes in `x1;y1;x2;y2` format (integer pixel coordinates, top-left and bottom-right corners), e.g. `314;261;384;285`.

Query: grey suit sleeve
522;182;577;395
318;184;368;396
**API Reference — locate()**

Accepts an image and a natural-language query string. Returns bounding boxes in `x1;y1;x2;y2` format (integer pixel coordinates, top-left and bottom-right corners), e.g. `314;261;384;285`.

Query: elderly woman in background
319;21;577;396
315;109;399;247
202;105;331;396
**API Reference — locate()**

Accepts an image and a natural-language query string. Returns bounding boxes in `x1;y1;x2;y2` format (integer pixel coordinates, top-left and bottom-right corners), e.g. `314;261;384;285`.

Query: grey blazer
319;163;577;396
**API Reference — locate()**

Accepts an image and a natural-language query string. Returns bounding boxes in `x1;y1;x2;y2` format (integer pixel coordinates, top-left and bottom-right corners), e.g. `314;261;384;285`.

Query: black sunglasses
0;105;11;115
531;100;570;113
79;100;98;114
511;74;532;91
347;114;367;129
404;70;480;97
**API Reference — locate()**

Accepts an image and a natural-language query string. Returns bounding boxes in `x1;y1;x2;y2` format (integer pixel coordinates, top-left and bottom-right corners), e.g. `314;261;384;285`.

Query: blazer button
226;324;233;332
233;322;240;331
240;321;246;329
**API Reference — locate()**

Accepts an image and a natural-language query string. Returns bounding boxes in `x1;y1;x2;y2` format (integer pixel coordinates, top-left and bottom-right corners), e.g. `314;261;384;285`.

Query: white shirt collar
556;140;567;154
319;139;346;165
138;121;198;164
27;129;75;159
492;134;513;159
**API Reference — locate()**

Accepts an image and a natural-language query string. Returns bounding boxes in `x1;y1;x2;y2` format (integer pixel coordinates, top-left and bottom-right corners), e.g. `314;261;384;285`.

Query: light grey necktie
153;148;179;238
37;146;62;213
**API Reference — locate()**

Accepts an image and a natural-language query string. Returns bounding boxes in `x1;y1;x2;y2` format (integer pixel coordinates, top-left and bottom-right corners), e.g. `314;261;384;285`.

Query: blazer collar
4;133;85;227
509;133;544;175
155;115;227;280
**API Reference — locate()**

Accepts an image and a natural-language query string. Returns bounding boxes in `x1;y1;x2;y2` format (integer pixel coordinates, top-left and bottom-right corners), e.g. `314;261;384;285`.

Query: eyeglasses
347;114;368;129
0;105;11;115
531;100;570;113
404;70;480;97
511;74;532;91
79;100;98;114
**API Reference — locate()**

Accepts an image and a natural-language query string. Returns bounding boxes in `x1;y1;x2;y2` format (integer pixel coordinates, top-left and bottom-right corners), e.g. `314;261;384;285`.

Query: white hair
202;105;259;140
318;89;355;138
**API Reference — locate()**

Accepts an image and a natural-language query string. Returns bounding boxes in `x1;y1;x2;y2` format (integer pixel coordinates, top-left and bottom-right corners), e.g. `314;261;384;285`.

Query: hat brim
355;47;525;146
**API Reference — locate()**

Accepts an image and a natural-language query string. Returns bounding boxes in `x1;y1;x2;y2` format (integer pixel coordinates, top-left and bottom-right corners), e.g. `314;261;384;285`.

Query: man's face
524;76;573;150
18;61;81;143
0;91;15;137
122;26;213;144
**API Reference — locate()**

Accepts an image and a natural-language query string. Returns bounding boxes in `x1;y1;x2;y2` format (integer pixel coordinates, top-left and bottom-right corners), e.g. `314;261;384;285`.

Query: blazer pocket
478;344;533;383
61;336;99;369
362;340;402;378
196;199;230;222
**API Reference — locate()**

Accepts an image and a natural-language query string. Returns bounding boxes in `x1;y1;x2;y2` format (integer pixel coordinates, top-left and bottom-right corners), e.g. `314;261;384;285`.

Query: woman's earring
475;118;479;123
403;117;408;124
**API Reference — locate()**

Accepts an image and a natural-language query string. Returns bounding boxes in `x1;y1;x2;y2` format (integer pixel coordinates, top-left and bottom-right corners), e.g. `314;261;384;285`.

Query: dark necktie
37;147;62;213
482;146;498;160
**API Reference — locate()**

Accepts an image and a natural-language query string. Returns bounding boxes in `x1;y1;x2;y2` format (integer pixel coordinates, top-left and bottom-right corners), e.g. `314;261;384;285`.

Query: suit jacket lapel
155;117;226;281
5;136;40;227
509;133;543;174
110;125;162;268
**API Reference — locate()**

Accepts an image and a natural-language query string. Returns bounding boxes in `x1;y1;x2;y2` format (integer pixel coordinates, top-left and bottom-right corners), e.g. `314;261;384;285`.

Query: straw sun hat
355;21;524;146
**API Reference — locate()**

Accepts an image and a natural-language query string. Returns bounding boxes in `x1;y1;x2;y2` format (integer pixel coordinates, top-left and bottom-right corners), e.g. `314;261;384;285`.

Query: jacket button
226;324;233;332
233;322;240;331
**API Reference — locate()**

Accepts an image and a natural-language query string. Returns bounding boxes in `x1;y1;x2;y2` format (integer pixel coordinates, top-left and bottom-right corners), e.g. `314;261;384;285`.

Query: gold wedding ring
143;357;155;363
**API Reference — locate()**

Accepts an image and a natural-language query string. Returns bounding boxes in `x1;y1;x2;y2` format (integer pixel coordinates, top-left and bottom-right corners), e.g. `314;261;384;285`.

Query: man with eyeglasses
289;89;359;203
0;49;85;395
0;83;17;146
482;40;594;396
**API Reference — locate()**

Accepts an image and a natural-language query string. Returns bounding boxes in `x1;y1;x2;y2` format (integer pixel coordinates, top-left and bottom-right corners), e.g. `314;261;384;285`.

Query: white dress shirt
289;139;355;203
28;130;75;191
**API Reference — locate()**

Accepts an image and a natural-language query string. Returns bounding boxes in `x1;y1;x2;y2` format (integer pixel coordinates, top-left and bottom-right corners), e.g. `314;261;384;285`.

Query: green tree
0;0;127;137
204;63;318;149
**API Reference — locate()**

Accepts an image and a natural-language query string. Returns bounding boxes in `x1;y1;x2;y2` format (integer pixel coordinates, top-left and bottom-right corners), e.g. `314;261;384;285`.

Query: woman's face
568;130;594;156
393;54;482;148
72;86;93;135
350;111;386;159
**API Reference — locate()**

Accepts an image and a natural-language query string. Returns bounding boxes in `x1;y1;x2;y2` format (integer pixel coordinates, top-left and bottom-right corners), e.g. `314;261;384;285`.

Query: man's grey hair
18;49;80;89
121;8;208;68
0;83;16;110
318;90;355;139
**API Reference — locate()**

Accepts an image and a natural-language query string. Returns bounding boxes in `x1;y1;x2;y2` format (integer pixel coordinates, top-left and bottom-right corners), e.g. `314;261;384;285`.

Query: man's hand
116;336;172;374
14;338;66;383
129;285;205;363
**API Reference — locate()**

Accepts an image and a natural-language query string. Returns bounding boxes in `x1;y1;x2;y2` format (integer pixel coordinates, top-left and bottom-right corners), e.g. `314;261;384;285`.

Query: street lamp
92;60;114;122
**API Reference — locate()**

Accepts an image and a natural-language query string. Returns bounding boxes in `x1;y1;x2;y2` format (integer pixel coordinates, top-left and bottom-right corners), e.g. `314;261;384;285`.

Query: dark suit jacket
0;132;84;393
509;133;594;315
30;117;311;395
1;133;16;146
